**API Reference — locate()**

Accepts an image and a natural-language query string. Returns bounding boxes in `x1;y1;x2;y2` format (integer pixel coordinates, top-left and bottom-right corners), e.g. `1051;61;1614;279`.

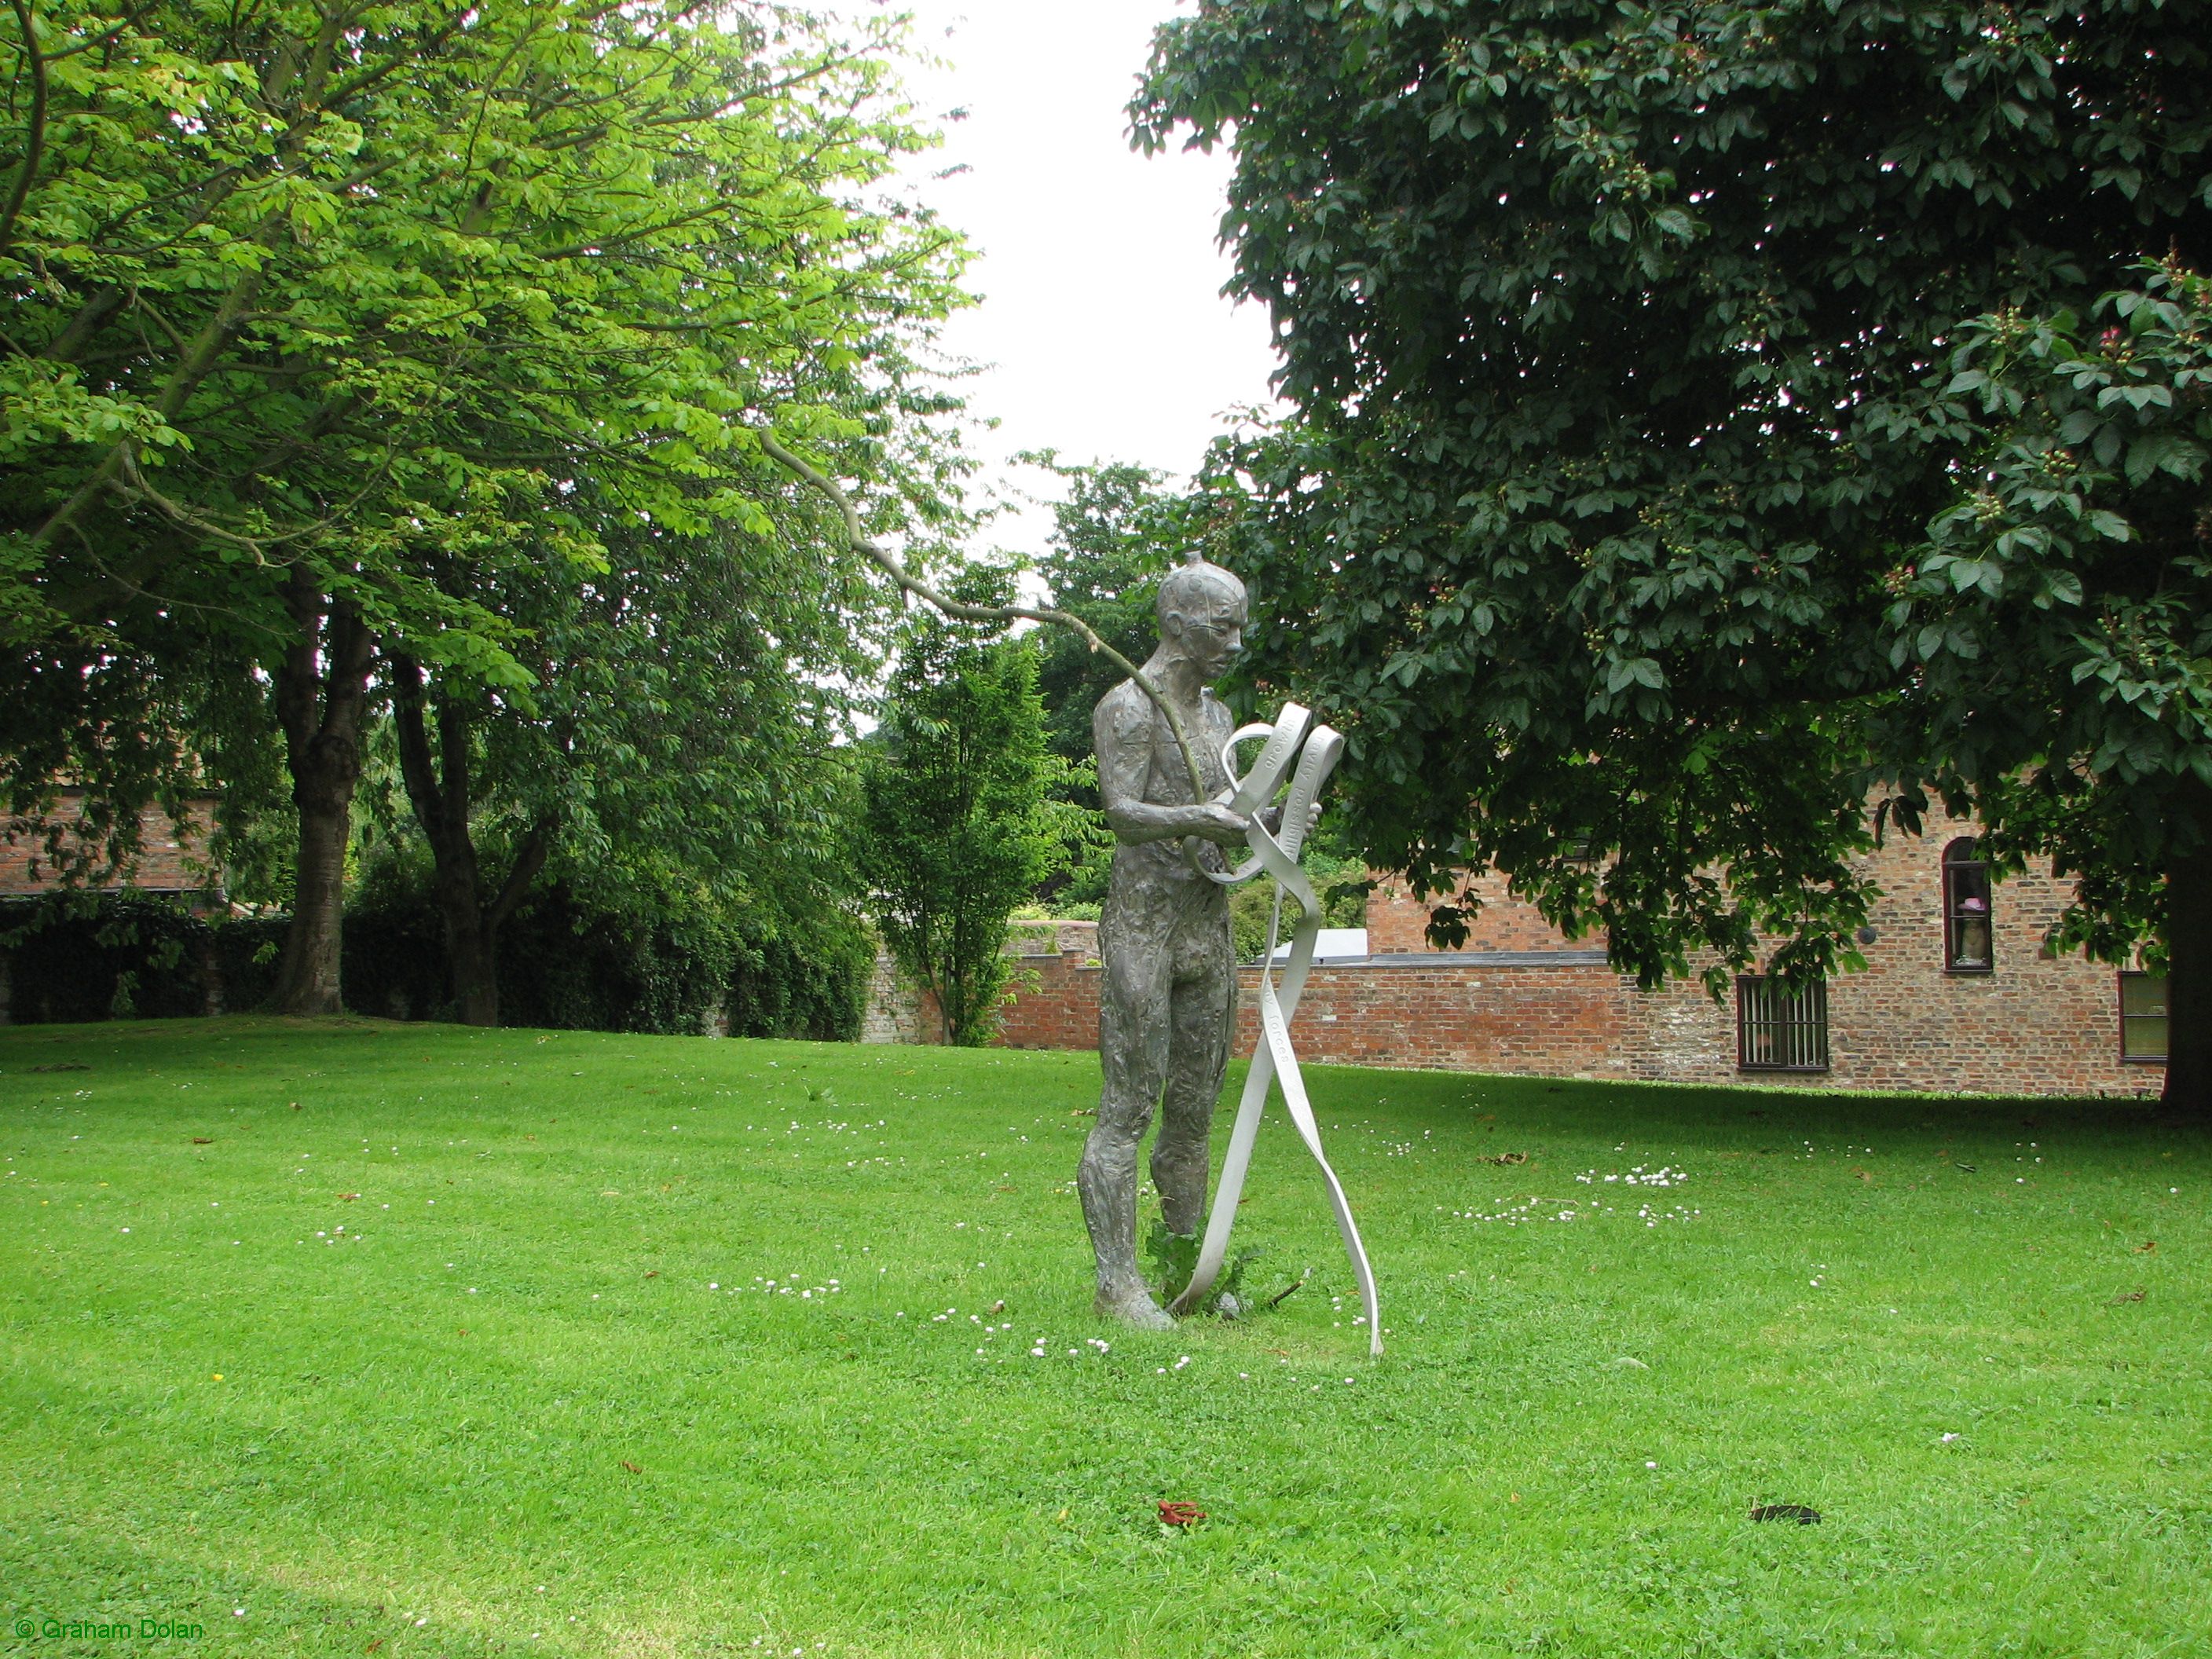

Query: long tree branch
388;650;446;836
32;249;273;566
756;427;1210;806
0;0;49;257
485;815;554;935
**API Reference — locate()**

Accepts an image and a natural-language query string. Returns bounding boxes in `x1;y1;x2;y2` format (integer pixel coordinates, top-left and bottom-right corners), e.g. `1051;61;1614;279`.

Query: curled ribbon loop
1167;706;1382;1357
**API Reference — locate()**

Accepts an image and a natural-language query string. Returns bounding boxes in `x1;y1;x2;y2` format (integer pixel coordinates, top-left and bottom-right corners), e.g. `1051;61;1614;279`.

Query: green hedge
0;895;285;1023
2;888;867;1040
342;884;869;1039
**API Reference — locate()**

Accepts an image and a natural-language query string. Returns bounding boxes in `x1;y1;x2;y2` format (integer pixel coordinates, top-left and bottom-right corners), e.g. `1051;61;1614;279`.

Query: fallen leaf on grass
645;1270;659;1279
2111;1287;2145;1304
338;1192;359;1201
1157;1501;1205;1527
365;1642;383;1654
192;1137;213;1144
620;1459;642;1474
2134;1240;2157;1254
1750;1503;1822;1525
1480;1152;1528;1166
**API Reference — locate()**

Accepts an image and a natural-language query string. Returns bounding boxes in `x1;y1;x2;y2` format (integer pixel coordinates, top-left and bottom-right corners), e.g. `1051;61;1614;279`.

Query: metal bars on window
1736;975;1829;1072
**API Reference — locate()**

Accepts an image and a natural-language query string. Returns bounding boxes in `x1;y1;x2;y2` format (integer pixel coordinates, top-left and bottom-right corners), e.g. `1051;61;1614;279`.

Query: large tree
2;0;963;1009
1136;0;2212;1111
382;470;888;1026
859;571;1077;1046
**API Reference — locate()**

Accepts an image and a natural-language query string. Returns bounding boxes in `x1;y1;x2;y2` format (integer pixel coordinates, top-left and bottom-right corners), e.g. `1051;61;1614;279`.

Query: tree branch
388;650;445;836
1;0;49;257
485;815;554;935
756;427;1210;808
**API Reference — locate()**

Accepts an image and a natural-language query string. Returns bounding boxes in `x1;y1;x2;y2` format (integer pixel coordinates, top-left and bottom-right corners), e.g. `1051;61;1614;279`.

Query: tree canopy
3;0;969;1008
1029;455;1192;782
1137;0;2212;1106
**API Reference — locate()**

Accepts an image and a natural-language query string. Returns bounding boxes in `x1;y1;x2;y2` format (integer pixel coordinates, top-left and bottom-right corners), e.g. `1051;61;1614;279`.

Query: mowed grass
1;1017;2207;1658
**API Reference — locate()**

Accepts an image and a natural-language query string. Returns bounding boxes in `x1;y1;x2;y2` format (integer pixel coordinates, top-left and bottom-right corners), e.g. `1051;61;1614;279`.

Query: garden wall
981;812;2164;1099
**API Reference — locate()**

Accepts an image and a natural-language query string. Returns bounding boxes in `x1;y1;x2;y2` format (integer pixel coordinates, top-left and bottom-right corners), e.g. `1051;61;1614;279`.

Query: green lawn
2;1016;2206;1657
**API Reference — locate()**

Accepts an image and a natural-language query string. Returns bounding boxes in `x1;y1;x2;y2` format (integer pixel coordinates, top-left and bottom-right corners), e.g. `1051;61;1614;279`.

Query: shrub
0;895;284;1023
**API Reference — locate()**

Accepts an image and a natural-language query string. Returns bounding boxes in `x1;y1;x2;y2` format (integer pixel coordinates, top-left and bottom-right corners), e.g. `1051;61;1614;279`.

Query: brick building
0;789;219;899
0;790;226;1025
975;812;2166;1098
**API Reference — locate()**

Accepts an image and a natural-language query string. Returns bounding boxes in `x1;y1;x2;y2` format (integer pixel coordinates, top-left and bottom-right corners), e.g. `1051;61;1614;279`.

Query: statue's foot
1095;1287;1177;1330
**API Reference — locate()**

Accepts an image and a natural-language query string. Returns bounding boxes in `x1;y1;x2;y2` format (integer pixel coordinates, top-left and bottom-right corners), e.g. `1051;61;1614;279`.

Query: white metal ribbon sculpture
1168;703;1382;1356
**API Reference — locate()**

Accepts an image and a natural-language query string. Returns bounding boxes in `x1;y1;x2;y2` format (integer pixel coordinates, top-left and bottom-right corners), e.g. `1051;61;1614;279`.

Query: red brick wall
994;922;1101;1051
1229;958;1628;1075
0;791;218;895
994;951;1632;1076
988;812;2163;1099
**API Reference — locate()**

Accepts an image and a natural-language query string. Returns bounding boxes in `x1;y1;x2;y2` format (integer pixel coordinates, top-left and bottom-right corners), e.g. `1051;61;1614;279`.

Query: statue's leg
1081;919;1174;1328
1154;895;1236;1238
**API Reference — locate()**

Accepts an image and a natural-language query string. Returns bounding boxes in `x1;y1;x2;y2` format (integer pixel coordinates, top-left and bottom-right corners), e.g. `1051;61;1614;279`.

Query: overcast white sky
879;0;1284;555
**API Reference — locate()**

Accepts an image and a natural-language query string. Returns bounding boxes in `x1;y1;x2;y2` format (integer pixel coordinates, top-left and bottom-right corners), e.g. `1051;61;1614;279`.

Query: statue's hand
1257;802;1324;840
1189;803;1251;847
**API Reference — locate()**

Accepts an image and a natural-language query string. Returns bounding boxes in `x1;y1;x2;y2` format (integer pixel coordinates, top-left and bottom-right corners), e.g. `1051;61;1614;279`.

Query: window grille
2119;972;2169;1064
1943;837;1994;972
1737;975;1829;1071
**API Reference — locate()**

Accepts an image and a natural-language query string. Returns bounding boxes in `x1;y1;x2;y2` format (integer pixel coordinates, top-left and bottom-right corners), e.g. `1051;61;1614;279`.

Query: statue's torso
1097;679;1237;892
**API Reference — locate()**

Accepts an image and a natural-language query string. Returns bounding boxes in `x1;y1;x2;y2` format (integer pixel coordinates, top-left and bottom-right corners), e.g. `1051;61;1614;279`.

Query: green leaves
2;0;969;964
1139;0;2212;994
862;573;1077;1047
5;0;965;665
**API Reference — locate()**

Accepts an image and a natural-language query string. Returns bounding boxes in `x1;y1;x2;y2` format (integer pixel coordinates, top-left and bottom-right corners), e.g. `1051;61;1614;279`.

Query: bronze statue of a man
1079;552;1254;1328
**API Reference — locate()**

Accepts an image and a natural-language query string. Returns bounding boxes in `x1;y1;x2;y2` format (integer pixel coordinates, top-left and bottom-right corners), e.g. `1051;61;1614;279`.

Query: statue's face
1167;588;1246;677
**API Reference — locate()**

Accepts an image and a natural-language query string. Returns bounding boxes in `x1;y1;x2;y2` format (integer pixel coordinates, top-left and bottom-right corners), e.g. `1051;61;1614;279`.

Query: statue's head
1156;551;1247;676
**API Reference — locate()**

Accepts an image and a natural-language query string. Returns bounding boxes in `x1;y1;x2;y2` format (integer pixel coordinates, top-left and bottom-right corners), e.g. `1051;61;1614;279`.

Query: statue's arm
1095;690;1248;848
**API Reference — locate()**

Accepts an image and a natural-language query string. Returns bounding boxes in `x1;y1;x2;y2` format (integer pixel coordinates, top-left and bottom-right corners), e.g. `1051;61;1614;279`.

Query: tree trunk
266;573;375;1015
393;657;493;1023
391;654;553;1027
2163;823;2212;1122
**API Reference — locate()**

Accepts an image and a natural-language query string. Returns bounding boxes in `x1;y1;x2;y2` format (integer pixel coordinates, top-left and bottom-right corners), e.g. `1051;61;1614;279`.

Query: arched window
1943;837;1993;972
